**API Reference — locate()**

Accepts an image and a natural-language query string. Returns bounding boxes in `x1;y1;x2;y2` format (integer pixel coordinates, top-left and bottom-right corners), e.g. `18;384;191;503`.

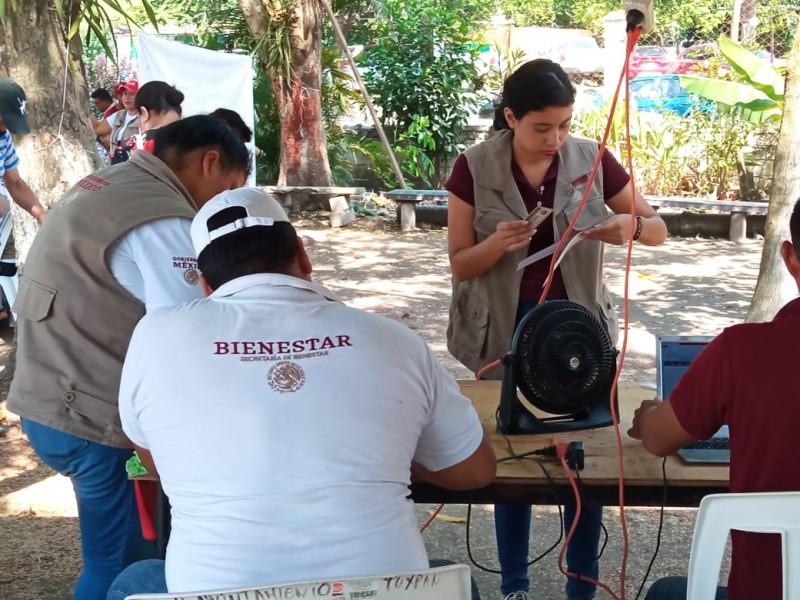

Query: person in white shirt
10;116;251;600
106;188;496;599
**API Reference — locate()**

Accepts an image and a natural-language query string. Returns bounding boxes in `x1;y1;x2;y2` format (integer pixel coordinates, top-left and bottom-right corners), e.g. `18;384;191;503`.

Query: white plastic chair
125;563;473;600
0;215;18;323
687;492;800;600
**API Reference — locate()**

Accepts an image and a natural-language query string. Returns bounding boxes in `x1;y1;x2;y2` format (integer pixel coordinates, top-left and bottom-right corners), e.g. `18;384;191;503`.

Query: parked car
549;37;605;74
628;45;696;79
628;45;669;79
629;74;711;116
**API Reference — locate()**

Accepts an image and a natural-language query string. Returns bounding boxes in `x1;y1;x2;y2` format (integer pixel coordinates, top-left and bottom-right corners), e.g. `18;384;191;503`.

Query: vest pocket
474;206;517;238
450;289;490;364
61;389;118;423
14;278;56;321
561;191;609;231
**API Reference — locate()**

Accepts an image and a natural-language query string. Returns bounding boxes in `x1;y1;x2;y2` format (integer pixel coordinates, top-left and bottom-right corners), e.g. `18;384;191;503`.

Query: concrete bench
646;197;768;243
385;189;769;241
385;189;448;231
261;186;366;227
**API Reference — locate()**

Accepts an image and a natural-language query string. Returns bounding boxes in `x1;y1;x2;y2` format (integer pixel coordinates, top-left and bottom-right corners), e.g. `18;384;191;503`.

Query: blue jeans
496;503;603;598
496;299;604;598
107;559;482;600
22;418;154;600
644;576;728;600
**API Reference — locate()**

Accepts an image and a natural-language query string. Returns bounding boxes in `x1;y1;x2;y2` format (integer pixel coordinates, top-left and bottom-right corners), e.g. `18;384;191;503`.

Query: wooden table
410;380;729;507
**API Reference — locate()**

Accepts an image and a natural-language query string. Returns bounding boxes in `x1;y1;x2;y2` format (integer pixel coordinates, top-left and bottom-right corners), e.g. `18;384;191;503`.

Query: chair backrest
687;492;800;600
0;214;12;257
125;563;472;600
0;215;18;320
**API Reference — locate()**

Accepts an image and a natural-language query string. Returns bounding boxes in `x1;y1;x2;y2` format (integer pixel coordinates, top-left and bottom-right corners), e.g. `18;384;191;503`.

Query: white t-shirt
106;217;204;309
119;273;484;593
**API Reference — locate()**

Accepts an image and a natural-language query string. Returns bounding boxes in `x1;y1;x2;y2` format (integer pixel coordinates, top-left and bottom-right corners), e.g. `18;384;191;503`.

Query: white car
549;38;605;74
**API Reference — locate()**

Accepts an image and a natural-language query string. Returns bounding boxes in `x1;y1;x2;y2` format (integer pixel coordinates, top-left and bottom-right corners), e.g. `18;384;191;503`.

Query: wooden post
320;0;407;189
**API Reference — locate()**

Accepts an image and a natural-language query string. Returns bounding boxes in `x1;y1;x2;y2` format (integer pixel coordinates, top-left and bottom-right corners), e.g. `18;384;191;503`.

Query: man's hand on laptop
629;397;696;457
627;398;661;440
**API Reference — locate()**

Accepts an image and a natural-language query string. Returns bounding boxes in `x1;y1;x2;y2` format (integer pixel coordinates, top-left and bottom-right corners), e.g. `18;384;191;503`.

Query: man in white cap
107;187;495;599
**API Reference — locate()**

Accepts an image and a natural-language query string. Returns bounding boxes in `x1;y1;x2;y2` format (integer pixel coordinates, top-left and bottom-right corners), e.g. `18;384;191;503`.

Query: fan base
496;391;617;435
496;358;619;435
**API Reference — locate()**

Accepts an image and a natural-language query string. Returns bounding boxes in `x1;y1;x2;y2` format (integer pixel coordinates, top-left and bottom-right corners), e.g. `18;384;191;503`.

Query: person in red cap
91;80;139;162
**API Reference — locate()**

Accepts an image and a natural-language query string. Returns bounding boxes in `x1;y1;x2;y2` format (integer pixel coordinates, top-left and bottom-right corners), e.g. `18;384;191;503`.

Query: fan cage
513;300;615;415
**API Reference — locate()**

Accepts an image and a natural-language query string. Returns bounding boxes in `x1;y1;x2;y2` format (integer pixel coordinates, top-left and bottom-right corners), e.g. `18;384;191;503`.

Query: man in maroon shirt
630;199;800;600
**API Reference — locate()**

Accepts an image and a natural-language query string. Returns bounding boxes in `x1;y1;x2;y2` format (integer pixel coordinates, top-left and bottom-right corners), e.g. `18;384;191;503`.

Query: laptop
655;335;730;464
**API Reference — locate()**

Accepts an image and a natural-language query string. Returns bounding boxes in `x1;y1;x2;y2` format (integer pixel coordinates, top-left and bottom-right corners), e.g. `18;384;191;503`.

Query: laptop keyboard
686;438;730;450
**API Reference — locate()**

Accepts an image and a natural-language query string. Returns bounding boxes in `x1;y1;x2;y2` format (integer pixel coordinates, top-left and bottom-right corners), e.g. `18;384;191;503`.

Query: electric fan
497;300;618;434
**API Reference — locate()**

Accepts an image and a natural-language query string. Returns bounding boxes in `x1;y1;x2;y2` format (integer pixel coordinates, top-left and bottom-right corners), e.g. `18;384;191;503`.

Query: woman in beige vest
445;60;667;600
91;80;140;163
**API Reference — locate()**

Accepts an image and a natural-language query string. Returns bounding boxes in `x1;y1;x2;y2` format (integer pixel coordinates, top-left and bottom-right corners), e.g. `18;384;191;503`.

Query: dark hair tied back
135;81;185;117
493;59;575;130
151;115;251;178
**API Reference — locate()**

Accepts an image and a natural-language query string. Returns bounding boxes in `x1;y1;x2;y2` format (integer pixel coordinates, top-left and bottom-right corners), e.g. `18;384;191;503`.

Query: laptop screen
656;335;714;399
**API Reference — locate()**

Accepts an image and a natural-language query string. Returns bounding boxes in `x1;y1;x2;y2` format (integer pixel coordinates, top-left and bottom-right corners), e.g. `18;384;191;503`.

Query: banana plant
680;36;784;124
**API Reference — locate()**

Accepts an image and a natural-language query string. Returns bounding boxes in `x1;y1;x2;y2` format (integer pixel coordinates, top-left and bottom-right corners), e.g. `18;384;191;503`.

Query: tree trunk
1;0;100;264
239;0;333;211
746;22;800;323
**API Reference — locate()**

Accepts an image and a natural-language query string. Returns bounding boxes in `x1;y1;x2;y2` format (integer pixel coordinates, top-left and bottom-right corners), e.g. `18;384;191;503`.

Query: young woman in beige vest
445;60;667;600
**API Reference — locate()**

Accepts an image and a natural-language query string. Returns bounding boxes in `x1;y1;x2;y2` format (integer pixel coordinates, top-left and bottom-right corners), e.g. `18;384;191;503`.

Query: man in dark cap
0;77;47;226
0;78;46;432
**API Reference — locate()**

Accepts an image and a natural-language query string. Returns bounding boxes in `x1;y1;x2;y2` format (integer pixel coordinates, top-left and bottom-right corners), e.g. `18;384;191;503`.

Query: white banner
137;33;256;184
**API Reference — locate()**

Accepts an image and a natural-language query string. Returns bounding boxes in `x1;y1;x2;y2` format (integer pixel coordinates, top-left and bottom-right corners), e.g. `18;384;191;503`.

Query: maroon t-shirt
445;147;630;300
670;297;800;600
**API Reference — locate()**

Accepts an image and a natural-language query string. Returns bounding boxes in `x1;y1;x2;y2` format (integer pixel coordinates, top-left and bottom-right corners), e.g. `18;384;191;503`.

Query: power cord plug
567;441;585;471
556;441;585;470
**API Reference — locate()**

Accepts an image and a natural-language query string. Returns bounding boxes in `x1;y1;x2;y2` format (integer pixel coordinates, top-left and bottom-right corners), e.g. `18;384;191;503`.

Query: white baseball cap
191;188;290;257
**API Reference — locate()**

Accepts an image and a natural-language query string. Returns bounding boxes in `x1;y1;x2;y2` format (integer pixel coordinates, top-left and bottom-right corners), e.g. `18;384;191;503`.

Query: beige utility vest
110;110;139;145
447;130;619;380
8;151;197;448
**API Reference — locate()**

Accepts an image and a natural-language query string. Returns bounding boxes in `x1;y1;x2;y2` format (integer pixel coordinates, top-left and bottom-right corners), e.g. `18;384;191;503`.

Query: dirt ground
0;213;763;599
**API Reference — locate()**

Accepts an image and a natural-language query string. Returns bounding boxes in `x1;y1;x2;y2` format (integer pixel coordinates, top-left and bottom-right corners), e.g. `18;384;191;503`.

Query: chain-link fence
480;0;796;199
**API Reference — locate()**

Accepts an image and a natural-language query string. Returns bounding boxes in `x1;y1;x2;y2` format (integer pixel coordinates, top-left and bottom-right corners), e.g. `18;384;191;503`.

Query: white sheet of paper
516;232;587;272
516;243;557;271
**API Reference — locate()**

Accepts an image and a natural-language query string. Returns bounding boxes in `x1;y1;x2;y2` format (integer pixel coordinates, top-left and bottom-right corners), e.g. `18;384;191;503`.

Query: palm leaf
718;36;784;101
681;75;782;124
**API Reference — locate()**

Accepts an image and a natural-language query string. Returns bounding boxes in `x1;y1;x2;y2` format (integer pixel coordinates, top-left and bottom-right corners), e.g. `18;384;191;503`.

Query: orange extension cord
428;29;645;600
549;27;644;600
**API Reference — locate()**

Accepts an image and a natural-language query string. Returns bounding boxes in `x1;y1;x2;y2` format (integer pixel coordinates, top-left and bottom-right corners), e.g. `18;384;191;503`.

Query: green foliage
499;0;557;27
573;103;755;199
73;0;159;58
187;1;369;185
750;0;800;58
484;43;528;93
649;0;731;46
681;37;784;124
0;0;17;25
396;115;436;184
500;0;730;45
360;0;489;186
